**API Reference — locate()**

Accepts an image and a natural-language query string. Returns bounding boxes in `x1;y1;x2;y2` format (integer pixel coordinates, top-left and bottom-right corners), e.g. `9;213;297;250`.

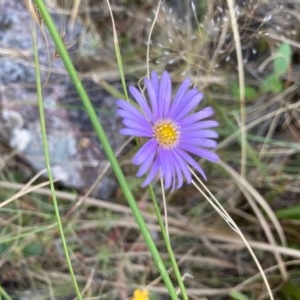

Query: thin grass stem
0;224;56;245
149;184;189;300
32;23;83;300
161;179;169;240
227;0;247;177
105;0;128;101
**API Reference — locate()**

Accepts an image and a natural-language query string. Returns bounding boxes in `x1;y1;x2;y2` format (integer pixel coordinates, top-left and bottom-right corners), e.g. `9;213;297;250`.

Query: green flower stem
32;25;82;299
33;1;179;299
149;186;189;300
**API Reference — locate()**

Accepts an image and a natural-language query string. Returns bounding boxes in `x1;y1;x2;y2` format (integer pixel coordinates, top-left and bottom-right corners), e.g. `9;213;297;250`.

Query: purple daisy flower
117;71;219;190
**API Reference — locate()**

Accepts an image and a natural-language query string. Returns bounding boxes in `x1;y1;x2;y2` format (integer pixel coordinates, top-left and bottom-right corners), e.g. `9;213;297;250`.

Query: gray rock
0;0;125;199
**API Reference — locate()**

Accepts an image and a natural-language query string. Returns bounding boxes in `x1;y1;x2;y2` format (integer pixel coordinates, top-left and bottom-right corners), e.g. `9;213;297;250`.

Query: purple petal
117;100;146;121
117;109;146;124
122;119;151;132
181;130;219;139
179;144;219;162
158;71;172;117
169;151;184;189
172;150;192;184
158;148;173;189
169;88;198;118
142;156;160;187
120;128;152;137
167;78;191;118
145;78;159;119
132;139;157;165
150;71;160;96
165;151;176;190
179;138;218;148
136;147;156;177
129;86;154;122
162;150;176;190
181;120;219;131
174;162;183;190
175;148;207;180
179;107;214;126
174;92;203;121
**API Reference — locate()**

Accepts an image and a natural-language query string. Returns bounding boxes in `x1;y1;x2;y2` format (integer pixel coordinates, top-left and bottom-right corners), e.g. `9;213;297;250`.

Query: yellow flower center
153;119;180;149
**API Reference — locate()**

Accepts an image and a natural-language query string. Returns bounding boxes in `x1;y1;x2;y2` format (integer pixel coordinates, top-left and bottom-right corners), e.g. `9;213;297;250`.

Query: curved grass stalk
146;0;162;78
219;160;287;280
190;168;274;300
32;1;178;298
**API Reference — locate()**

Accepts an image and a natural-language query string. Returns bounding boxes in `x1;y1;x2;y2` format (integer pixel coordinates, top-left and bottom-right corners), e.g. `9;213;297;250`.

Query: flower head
132;289;149;300
117;71;218;190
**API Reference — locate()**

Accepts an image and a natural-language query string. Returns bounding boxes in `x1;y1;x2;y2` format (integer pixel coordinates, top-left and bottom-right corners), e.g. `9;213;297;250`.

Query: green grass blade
0;286;13;300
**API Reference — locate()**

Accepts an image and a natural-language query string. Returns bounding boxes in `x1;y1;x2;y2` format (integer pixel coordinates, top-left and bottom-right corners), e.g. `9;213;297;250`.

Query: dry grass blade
0;169;51;208
219;160;288;280
226;0;247;177
190;169;274;299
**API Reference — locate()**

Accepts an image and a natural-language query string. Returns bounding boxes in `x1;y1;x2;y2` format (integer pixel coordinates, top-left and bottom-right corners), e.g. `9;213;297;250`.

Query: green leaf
244;86;258;100
274;43;291;76
23;242;43;256
261;74;282;93
276;204;300;220
231;83;258;100
229;290;250;300
280;281;300;299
